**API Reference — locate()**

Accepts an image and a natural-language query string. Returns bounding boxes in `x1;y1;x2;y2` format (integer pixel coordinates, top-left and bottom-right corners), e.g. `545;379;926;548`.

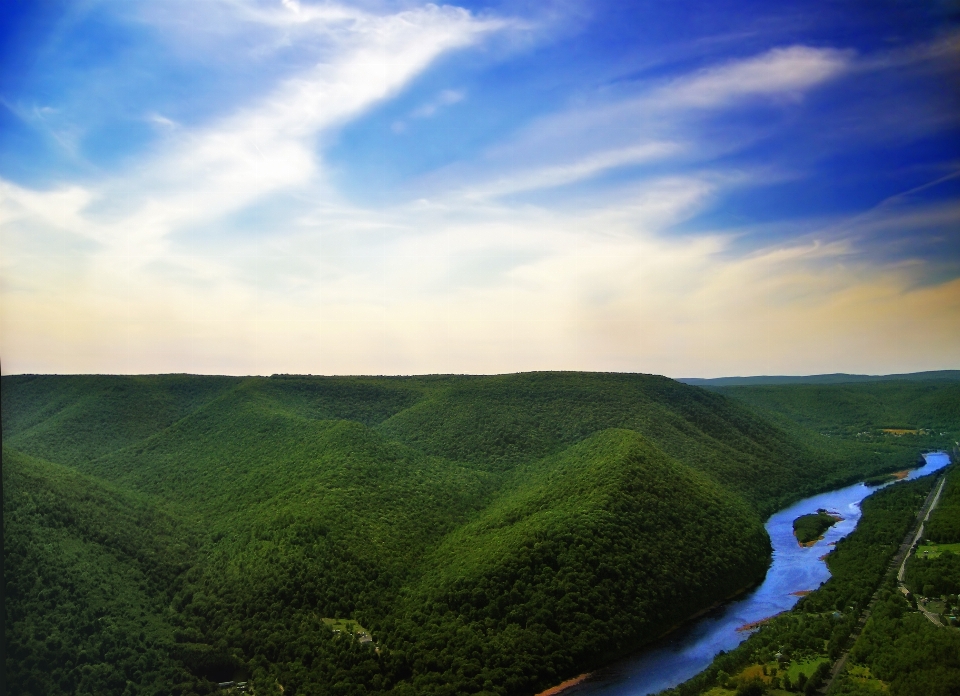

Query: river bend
566;452;952;696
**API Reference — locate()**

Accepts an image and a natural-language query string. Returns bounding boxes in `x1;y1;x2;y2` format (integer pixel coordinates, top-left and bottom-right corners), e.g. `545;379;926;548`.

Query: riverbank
657;454;951;696
535;674;591;696
794;509;843;546
561;451;951;696
532;581;759;696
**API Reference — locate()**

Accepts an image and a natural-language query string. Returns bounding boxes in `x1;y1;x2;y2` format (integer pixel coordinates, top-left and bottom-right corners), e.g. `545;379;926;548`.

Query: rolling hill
4;372;958;696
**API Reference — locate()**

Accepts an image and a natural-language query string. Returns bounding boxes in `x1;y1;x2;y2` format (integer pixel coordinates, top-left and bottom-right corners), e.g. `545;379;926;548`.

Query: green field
4;372;959;696
916;543;960;559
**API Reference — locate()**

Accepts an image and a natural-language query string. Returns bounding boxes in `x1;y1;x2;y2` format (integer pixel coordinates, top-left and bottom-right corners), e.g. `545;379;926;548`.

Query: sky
1;0;958;378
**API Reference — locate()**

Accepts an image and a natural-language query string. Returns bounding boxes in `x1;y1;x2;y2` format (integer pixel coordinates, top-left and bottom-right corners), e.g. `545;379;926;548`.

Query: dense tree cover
903;471;960;597
832;590;960;696
828;469;960;696
3;373;957;696
2;375;241;467
905;553;960;597
792;510;839;545
717;381;960;456
660;474;940;696
925;472;960;544
381;431;770;695
375;372;916;516
3;449;198;696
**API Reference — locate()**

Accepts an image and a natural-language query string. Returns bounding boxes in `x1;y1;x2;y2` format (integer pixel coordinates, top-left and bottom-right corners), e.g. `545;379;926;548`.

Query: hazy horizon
2;1;958;377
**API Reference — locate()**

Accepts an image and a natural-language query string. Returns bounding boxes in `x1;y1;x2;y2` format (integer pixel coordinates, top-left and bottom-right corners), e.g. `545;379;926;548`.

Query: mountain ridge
4;372;957;696
678;370;960;387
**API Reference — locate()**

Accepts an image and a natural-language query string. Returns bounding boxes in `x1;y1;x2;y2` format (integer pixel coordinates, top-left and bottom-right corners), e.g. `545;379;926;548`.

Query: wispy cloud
460;142;684;198
3;100;84;156
5;4;503;250
655;45;852;108
412;89;466;119
1;5;957;376
393;88;466;132
423;45;853;201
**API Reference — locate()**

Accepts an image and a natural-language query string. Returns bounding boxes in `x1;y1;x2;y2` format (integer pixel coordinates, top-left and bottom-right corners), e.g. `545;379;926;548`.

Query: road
898;474;947;584
896;474;947;627
821;471;948;695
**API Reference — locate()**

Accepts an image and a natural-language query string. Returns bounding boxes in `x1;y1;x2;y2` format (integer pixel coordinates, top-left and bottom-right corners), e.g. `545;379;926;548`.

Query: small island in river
793;509;843;546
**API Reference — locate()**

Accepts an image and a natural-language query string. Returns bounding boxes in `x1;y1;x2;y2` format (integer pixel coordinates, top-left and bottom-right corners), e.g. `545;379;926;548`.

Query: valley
3;372;958;696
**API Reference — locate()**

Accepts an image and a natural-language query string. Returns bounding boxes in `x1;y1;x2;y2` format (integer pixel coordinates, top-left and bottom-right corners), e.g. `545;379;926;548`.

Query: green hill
374;372;901;515
386;430;770;694
678;370;960;387
2;374;242;467
3;372;954;696
3;448;198;695
714;380;960;440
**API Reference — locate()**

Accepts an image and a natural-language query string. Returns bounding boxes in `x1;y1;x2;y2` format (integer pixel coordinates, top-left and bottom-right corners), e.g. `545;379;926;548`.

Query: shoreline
795;511;843;547
533;453;951;696
532;581;758;696
535;673;590;696
736;611;785;632
656;581;759;638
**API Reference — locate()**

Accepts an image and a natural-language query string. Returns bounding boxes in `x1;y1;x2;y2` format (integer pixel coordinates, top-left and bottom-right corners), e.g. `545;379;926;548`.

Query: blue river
566;451;952;696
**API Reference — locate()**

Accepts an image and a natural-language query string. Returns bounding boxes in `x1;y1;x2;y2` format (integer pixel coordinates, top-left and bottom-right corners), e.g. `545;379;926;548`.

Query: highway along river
566;451;952;696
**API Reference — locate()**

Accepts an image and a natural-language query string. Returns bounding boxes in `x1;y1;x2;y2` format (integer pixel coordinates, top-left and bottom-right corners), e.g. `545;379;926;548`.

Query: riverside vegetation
661;468;960;696
4;373;959;696
792;511;841;546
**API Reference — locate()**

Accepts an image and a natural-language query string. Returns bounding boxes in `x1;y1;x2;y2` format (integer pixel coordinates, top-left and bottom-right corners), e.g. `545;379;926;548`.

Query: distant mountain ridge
678;370;960;387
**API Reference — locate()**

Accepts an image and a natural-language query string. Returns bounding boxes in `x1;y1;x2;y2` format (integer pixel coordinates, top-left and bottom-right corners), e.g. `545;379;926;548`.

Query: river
564;451;952;696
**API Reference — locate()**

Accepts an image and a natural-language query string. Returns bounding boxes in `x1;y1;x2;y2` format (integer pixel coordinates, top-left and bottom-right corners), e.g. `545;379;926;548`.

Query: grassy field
321;618;374;639
916;542;960;559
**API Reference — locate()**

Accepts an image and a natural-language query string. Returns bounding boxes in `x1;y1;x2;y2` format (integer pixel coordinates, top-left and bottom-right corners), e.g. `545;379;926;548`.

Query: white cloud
147;113;179;130
459;141;683;198
0;181;94;238
412;88;466;118
656;45;852;108
6;178;957;376
13;3;503;254
421;45;852;201
3;28;957;377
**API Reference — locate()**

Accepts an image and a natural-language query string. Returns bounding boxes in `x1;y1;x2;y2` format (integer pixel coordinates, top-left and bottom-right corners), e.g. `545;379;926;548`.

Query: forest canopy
4;373;958;696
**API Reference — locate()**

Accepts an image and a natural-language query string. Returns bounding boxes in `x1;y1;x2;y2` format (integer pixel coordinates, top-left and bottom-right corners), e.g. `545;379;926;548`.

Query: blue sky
1;0;958;376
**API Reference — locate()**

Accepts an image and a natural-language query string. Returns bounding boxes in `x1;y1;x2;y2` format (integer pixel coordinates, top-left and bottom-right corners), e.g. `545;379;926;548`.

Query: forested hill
714;380;960;444
4;372;957;696
679;370;960;387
